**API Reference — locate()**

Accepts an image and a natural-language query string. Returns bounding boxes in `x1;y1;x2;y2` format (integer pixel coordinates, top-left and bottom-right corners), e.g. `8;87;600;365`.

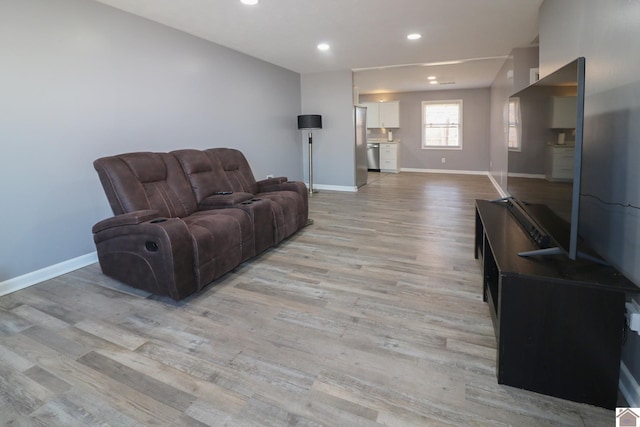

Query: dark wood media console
475;199;639;409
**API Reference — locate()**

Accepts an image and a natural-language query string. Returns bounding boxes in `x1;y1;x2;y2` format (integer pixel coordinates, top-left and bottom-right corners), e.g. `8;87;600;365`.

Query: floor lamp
297;114;322;194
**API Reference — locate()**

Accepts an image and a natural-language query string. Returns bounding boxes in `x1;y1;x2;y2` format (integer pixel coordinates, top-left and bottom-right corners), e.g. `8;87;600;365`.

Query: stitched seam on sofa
148;182;174;217
228;171;246;193
103;164;127;214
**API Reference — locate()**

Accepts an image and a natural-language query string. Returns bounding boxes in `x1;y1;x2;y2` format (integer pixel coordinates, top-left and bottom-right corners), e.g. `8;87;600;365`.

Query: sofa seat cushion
259;180;309;227
234;198;275;253
182;213;243;289
256;191;302;242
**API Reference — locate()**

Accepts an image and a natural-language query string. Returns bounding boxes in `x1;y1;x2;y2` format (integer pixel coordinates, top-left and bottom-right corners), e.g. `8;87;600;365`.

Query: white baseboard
311;184;358;193
310;171;492;192
620;361;640;407
0;252;98;297
400;168;489;176
507;172;546;179
400;168;508;198
487;172;509;198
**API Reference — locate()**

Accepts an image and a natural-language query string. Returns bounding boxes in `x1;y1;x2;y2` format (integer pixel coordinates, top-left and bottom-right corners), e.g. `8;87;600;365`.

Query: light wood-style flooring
0;172;617;426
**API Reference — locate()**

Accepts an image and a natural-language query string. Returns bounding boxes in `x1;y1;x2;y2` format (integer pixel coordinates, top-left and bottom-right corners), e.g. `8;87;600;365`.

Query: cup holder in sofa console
145;241;159;252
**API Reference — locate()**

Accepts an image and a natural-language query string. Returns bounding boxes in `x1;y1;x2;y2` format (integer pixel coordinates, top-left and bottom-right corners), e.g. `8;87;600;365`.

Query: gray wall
513;47;539;94
489;47;539;188
539;0;640;401
0;0;302;282
489;58;514;189
360;89;491;172
539;0;640;278
300;71;356;188
508;47;544;176
508;86;577;176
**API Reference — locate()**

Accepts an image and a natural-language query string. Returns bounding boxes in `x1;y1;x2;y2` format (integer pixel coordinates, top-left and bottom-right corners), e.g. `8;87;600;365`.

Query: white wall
300;71;356;189
0;0;302;283
539;0;640;404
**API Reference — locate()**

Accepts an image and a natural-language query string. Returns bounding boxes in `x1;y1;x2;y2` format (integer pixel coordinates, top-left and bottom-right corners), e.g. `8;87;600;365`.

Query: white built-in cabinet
380;143;399;173
361;101;400;128
546;145;574;181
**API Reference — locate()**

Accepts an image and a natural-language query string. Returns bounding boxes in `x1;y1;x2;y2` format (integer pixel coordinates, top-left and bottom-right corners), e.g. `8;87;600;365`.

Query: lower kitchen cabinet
380;143;399;173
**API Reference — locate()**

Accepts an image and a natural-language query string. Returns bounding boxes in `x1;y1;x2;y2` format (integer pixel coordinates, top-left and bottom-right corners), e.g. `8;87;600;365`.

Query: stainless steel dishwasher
367;142;380;171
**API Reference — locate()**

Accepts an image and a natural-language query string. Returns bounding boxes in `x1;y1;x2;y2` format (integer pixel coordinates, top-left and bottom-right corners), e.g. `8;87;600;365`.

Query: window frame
508;97;522;152
421;99;463;150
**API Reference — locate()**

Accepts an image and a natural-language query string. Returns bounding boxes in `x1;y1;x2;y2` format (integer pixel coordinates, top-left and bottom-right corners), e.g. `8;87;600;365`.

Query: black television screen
507;57;585;260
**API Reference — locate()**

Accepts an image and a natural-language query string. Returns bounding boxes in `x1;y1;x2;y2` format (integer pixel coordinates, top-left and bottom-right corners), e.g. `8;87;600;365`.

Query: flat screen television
506;57;585;260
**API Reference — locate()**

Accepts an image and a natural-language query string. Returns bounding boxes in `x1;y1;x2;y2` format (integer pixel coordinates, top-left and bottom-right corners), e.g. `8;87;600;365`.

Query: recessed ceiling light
317;43;330;51
427;76;437;80
407;33;422;40
240;0;258;5
429;81;438;85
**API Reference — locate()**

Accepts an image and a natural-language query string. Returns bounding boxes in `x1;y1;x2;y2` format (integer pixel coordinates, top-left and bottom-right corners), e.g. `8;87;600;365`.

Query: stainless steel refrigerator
354;106;368;188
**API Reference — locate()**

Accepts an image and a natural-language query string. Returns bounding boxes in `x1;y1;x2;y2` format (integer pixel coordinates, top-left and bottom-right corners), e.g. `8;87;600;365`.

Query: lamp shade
297;114;322;129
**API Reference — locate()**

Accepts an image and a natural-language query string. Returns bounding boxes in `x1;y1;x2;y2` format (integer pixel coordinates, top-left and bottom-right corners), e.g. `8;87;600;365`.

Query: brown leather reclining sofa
92;148;308;300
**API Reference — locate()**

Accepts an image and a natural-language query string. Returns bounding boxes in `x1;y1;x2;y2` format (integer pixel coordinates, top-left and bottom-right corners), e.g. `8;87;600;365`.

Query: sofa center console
475;199;639;409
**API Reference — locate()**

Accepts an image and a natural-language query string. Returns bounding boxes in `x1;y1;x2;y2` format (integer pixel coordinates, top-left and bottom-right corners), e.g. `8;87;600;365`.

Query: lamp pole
297;114;322;195
308;130;314;194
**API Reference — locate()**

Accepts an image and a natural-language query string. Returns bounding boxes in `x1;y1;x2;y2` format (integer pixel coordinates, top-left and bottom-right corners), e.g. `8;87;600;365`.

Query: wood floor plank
76;351;197;412
0;364;50;416
2;333;187;424
74;318;148;351
0;172;618;426
94;346;247;414
22;366;72;396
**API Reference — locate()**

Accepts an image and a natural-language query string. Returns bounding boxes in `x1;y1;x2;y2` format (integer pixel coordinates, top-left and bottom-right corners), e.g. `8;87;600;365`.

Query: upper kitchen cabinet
361;101;400;128
550;96;577;129
363;102;379;128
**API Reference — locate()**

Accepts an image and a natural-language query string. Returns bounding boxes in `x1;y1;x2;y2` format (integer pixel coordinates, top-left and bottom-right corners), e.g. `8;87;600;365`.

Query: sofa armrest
257;177;288;192
92;216;197;300
92;210;161;233
198;192;254;210
258;180;305;194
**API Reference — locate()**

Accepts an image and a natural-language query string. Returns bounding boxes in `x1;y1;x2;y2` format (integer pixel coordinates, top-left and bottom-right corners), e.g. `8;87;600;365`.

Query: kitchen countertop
367;138;400;144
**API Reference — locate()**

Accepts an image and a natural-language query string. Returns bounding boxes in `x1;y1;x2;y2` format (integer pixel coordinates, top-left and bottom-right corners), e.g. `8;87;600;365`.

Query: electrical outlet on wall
441;157;446;164
266;174;274;179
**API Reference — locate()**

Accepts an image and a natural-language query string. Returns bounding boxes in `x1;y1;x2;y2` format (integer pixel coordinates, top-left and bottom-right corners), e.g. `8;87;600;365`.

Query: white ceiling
93;0;542;94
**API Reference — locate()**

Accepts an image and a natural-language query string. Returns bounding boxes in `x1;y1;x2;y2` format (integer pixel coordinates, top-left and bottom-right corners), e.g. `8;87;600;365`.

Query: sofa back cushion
206;148;259;194
171;149;235;204
94;152;198;218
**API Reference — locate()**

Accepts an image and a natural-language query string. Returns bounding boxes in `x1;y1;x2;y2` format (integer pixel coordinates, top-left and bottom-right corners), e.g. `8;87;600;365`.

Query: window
508;98;521;151
422;100;462;149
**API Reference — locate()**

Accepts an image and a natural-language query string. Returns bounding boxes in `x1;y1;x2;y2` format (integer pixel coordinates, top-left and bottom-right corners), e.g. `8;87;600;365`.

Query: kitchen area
360;100;401;174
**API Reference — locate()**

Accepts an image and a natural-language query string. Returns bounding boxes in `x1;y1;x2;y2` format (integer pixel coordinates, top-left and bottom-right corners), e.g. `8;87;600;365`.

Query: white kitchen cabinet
361;101;399;128
550;96;577;129
379;101;399;128
362;102;379;128
380;143;399;173
546;145;574;181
